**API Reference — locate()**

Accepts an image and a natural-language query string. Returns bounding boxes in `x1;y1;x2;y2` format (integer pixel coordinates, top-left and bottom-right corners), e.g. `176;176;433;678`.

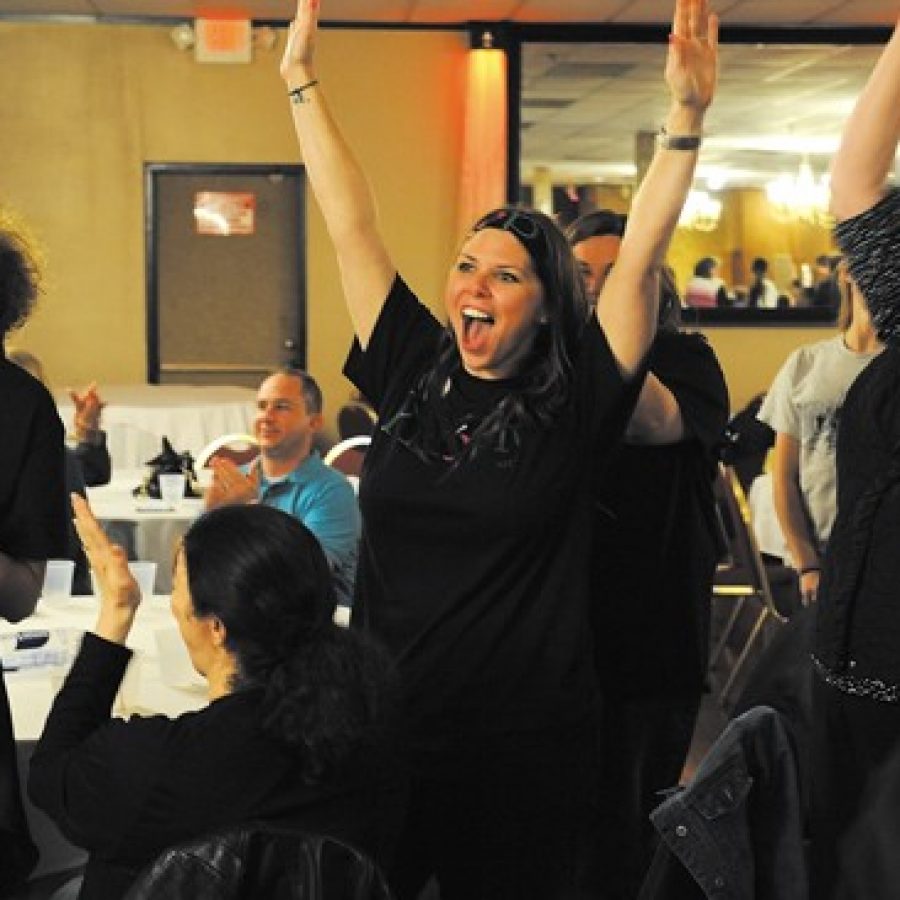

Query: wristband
799;565;821;576
657;126;702;151
288;79;319;105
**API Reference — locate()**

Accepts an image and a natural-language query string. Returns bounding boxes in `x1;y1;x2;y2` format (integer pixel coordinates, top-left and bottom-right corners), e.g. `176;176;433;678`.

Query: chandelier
765;159;832;226
678;189;722;232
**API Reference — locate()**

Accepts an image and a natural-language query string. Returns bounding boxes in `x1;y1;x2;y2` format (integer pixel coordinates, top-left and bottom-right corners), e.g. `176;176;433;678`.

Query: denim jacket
639;706;807;900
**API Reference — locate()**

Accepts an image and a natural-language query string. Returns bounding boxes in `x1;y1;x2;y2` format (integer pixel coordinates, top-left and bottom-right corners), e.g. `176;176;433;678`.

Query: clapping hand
72;494;140;643
68;382;106;440
666;0;719;112
205;459;260;510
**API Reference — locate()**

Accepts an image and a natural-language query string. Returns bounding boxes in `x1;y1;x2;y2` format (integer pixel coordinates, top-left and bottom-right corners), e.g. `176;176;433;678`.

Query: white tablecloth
2;596;206;743
86;470;207;592
56;384;257;471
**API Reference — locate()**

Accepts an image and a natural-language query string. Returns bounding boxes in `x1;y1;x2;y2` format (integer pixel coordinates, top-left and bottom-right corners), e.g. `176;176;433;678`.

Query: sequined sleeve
834;189;900;342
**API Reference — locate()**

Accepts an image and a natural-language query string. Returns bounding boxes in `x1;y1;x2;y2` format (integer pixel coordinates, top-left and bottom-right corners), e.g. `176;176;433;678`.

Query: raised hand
68;382;106;439
72;494;140;643
665;0;719;112
280;0;319;84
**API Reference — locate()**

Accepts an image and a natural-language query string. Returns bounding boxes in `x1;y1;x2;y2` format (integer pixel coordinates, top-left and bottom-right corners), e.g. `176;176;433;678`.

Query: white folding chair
323;435;370;480
194;433;259;469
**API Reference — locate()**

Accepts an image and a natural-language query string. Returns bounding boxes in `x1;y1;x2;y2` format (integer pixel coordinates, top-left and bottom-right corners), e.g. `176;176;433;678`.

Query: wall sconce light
468;21;507;52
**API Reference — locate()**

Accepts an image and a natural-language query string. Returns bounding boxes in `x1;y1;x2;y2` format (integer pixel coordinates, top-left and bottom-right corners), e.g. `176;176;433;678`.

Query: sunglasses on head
474;208;541;243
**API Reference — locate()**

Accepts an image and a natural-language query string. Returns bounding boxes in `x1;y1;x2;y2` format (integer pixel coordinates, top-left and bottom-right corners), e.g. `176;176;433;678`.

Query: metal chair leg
710;593;747;670
719;607;770;706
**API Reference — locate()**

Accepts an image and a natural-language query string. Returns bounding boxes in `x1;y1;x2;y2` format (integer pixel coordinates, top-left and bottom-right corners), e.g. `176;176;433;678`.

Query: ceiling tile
515;0;629;23
811;0;900;26
0;0;95;13
724;0;878;26
408;0;518;23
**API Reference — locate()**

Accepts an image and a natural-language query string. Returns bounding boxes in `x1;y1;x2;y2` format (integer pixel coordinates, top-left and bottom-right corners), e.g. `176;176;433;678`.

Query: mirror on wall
520;39;893;324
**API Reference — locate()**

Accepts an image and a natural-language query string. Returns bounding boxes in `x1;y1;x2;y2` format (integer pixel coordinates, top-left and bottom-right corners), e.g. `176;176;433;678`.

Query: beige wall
699;325;836;412
1;20;834;424
0;22;467;436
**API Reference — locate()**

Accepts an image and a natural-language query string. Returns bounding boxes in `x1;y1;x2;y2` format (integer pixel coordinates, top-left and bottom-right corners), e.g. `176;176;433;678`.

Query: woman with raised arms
280;2;718;895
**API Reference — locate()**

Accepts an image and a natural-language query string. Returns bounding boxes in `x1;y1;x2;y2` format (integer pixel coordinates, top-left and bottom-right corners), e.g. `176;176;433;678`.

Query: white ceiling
521;41;888;188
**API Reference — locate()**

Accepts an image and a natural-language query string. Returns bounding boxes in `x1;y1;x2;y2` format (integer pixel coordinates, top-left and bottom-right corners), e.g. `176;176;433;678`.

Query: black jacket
124;827;395;900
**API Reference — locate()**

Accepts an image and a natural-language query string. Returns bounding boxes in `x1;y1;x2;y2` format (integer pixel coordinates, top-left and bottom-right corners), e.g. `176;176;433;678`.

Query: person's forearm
600;103;706;374
772;473;819;570
830;18;900;220
93;608;136;646
626;103;706;272
74;437;111;488
284;73;394;345
0;553;42;622
286;73;377;252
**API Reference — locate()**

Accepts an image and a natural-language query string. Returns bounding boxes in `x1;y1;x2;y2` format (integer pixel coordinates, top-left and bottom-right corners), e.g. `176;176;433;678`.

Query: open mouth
461;306;495;344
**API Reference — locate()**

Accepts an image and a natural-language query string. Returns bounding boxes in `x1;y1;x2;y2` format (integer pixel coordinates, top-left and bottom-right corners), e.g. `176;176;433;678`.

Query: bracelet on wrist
288;79;319;105
799;565;821;576
657;125;702;151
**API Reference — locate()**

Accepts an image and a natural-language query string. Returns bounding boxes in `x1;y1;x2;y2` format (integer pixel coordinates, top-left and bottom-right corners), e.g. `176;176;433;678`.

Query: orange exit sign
195;18;251;63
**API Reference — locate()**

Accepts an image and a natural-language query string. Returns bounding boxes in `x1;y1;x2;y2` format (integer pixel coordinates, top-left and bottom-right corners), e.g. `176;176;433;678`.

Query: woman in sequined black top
809;16;900;899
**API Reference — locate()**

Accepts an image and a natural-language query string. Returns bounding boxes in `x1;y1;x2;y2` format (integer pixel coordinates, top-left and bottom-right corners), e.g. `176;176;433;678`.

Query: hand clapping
68;382;106;439
72;493;140;644
205;459;260;511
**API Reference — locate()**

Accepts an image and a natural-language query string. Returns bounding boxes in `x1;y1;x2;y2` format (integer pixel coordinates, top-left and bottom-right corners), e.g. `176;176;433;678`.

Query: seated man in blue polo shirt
205;368;360;606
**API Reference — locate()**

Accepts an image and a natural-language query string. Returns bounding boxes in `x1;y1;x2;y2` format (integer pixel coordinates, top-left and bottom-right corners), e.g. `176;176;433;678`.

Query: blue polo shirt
256;451;360;606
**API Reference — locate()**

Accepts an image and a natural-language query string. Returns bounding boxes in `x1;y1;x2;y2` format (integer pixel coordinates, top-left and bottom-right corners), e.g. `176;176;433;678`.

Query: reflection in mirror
520;41;896;324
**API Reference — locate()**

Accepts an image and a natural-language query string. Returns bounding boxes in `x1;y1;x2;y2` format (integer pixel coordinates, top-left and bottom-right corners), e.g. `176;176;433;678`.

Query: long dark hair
393;206;588;464
182;504;394;783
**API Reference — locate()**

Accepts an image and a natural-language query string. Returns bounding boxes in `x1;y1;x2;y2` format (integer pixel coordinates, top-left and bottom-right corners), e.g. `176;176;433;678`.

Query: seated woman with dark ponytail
28;500;404;900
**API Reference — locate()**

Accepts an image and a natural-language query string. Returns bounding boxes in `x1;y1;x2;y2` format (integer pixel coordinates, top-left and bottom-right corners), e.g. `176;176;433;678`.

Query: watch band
657;126;702;151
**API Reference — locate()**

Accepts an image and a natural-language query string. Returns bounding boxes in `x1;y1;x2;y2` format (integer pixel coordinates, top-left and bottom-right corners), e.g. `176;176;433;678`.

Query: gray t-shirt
758;334;879;548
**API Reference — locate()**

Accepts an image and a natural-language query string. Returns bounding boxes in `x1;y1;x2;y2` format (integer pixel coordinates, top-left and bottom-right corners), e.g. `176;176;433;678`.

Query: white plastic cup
42;560;75;599
128;561;158;597
158;473;186;507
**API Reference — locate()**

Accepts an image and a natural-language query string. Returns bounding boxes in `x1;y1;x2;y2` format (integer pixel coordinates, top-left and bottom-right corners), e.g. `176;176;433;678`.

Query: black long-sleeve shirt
29;633;405;899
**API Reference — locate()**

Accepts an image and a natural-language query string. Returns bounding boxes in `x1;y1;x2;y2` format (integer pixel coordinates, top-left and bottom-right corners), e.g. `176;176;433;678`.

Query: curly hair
181;504;395;785
0;215;42;339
